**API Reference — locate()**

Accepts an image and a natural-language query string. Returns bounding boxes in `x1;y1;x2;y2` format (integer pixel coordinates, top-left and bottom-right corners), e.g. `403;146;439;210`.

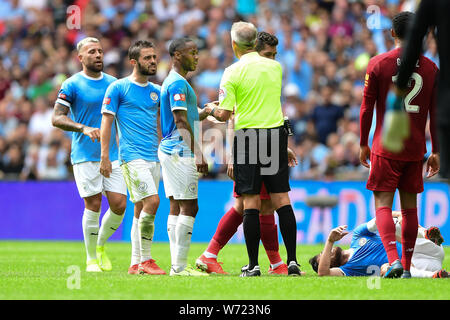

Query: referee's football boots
287;261;302;276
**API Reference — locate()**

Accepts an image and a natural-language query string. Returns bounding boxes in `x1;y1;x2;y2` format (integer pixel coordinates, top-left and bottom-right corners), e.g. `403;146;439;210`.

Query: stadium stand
0;0;438;181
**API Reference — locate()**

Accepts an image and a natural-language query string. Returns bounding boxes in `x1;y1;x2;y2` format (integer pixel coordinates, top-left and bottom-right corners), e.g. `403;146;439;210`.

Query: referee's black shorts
233;126;290;195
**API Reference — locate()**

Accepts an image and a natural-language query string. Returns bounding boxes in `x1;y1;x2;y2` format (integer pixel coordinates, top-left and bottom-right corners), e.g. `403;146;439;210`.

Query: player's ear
390;29;396;39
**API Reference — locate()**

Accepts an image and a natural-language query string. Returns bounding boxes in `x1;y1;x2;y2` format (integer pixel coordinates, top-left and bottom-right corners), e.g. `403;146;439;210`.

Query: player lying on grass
309;212;447;278
196;32;299;275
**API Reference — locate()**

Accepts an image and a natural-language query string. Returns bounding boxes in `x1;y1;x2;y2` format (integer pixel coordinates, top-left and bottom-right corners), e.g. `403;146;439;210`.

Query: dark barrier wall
1;181;449;244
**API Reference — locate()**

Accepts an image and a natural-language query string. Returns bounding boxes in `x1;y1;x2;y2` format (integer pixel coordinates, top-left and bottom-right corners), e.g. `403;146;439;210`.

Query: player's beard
138;62;156;76
330;246;343;268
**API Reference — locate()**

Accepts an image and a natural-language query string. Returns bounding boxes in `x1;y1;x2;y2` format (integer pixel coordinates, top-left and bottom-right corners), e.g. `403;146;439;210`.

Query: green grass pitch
0;241;448;300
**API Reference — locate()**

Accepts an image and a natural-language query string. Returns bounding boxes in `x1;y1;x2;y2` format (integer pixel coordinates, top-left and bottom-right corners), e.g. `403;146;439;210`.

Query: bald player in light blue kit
52;37;127;273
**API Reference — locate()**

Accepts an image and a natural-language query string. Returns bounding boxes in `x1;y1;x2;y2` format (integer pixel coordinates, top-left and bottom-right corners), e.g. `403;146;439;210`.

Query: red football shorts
367;154;424;194
233;181;270;200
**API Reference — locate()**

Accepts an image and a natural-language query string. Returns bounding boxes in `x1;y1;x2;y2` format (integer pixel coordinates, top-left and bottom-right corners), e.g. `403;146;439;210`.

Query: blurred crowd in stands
0;0;440;181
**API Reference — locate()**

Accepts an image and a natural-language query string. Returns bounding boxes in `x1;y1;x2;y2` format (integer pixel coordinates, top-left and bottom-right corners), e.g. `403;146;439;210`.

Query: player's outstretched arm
99;113;114;178
317;226;348;277
204;101;232;122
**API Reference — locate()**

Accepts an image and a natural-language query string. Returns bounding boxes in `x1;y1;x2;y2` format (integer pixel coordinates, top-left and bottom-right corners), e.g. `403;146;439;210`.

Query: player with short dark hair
359;12;439;278
159;37;211;276
255;31;278;59
100;39;166;275
52;37;127;272
308;213;447;278
385;0;450;180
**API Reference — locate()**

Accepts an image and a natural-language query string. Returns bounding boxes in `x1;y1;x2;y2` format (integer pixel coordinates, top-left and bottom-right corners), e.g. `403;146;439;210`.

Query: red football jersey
360;47;439;161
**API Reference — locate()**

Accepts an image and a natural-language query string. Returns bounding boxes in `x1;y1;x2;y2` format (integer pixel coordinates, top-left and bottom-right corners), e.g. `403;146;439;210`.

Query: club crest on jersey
103;97;111;105
150;92;158;101
173;93;186;101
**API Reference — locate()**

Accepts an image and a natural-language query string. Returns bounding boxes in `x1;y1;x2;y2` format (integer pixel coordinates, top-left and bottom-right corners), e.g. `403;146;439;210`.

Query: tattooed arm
51;103;100;142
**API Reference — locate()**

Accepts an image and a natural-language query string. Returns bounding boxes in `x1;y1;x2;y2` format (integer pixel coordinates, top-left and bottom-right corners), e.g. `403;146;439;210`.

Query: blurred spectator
310;85;344;145
37;140;68;180
0;142;24;179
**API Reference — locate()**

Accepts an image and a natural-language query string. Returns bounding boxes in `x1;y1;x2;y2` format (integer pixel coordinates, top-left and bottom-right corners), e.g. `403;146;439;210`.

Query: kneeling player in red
359;12;440;278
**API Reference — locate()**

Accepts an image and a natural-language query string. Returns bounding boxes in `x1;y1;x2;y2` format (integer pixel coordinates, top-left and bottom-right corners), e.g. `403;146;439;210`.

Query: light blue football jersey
159;70;199;157
102;77;160;164
339;223;402;277
56;72;119;165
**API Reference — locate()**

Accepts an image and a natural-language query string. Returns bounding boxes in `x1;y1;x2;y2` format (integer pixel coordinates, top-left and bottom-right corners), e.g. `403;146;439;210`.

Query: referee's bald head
231;21;257;50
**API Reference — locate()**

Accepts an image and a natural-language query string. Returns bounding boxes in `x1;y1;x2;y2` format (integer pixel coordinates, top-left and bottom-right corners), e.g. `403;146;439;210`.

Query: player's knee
84;195;102;212
110;197;127;215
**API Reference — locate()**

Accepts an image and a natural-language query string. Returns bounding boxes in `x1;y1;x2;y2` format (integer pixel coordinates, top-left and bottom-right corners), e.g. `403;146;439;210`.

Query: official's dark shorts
233;126;290;195
233;181;270;200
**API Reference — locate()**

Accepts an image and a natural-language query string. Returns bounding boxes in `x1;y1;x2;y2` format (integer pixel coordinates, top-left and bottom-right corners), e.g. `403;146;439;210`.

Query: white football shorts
73;160;127;198
158;149;198;200
121;159;160;203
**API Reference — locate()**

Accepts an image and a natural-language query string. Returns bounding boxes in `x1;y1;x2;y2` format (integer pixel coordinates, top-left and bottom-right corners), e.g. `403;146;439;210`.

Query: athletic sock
97;208;124;247
259;214;282;266
130;217;140;266
139;211;155;262
174;215;195;272
276;205;298;264
82;208;100;262
401;208;418;271
375;206;399;264
205;207;243;257
167;214;178;266
243;209;260;269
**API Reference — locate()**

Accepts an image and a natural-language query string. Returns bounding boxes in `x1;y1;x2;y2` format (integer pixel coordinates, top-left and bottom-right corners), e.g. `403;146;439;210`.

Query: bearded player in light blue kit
159;38;211;276
100;40;166;275
52;37;127;273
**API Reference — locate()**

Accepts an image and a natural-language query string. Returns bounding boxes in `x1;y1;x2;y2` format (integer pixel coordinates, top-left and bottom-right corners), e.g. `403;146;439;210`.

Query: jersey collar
128;76;149;87
239;51;259;61
80;71;104;81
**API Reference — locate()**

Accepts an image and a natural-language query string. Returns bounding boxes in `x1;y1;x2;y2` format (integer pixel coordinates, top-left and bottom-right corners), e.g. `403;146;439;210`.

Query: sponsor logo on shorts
188;182;197;194
150;92;158;101
138;181;148;193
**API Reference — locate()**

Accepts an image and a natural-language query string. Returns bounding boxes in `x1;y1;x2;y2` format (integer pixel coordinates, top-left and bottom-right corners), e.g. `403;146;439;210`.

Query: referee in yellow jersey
205;22;301;277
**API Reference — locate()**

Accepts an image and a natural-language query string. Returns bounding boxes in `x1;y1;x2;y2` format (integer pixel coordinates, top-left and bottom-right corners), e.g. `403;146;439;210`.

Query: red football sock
375;206;399;264
206;207;243;256
259;214;282;265
401;208;418;271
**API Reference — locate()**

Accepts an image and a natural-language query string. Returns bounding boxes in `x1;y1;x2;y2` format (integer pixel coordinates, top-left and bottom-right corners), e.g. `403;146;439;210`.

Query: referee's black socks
243;209;260;269
276;205;298;264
